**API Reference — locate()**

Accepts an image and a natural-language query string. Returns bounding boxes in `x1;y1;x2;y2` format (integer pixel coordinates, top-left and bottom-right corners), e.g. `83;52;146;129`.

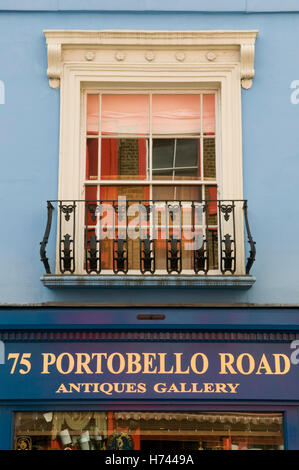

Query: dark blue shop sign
0;341;298;400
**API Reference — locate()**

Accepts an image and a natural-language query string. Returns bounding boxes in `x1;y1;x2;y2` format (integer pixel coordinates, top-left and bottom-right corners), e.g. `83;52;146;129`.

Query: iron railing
40;199;256;276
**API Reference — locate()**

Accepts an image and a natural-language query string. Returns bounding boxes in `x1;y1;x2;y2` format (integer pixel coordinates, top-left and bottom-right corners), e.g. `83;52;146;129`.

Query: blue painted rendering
1;1;299;12
0;11;298;305
1;5;299;451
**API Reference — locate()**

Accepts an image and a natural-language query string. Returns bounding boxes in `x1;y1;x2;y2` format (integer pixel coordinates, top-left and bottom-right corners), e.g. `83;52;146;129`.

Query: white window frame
44;29;258;276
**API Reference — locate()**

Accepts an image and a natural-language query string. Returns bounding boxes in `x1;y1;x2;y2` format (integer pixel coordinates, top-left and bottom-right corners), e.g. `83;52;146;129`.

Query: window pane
86;94;99;134
101;138;148;180
203;138;216;180
100;185;149;202
175;139;199;168
153;139;200;180
85;185;98;226
152;185;202;201
152;139;174;170
205;185;218;224
152;95;201;135
203;94;215;135
86;138;98;180
14;411;284;451
101;95;150;135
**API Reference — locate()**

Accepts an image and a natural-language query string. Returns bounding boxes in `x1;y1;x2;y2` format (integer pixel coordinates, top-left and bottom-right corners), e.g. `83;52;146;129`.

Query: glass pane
203;94;215;135
86;94;99;135
86;138;98;180
101;239;113;270
153;139;200;180
152;95;201;135
152;185;202;201
14;412;284;451
101;95;150;135
175;139;199;168
100;185;149;202
203;138;216;180
101;138;148;180
205;185;218;225
85;185;98;226
181;233;193;271
152;139;174;171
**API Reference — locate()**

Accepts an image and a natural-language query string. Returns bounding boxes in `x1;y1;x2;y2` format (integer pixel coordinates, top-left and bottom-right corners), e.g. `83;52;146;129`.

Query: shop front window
14;411;284;451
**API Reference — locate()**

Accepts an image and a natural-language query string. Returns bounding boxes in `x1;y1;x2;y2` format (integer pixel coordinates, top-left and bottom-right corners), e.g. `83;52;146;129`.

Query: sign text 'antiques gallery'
0;342;298;400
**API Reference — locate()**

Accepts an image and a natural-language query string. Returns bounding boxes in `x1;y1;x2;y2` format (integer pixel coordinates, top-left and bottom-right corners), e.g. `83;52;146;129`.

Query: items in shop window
14;411;285;451
107;432;134;450
43;412;53;423
15;436;32;451
79;430;90;450
93;427;104;450
59;429;72;449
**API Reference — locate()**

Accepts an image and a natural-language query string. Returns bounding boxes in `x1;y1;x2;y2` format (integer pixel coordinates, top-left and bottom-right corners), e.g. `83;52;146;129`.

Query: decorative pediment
44;30;258;90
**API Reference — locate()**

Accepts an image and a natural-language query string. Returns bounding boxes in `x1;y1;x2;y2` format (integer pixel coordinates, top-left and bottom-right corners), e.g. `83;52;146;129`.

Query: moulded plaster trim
44;30;258;90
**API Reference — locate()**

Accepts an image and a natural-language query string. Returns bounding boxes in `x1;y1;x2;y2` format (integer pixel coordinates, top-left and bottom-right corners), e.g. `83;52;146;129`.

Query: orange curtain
138;139;147;180
101;139;119;179
208;186;217;215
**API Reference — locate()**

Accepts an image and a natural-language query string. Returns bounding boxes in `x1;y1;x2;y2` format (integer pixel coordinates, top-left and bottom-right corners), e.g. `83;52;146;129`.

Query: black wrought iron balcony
40;199;256;284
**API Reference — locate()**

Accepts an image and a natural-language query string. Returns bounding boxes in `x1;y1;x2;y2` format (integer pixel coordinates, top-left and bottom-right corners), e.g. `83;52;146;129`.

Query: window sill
41;275;256;289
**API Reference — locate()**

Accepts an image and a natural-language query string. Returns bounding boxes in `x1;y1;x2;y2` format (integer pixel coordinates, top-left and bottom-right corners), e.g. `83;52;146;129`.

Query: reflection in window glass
152;95;201;135
101;138;148;180
83;92;220;274
203;138;216;180
14;411;284;451
203;94;215;135
101;95;150;135
152;139;200;180
86;138;98;180
86;94;99;135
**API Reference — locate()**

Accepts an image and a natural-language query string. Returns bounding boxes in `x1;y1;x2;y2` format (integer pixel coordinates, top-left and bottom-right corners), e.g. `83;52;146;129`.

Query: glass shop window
14;411;284;451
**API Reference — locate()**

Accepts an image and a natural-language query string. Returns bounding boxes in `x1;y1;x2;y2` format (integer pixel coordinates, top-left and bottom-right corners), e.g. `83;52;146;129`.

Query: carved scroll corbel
47;43;62;89
240;43;255;90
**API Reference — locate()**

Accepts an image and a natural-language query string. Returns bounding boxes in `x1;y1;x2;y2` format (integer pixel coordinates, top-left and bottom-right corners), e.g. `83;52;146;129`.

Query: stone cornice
44;29;258;89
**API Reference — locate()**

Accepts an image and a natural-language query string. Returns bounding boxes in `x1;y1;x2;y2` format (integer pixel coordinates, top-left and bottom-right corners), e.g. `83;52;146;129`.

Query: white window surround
43;29;258;286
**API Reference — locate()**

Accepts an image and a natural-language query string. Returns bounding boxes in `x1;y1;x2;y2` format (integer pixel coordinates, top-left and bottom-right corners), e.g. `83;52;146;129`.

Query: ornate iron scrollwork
113;238;128;274
221;233;235;274
61;204;74;221
86;203;97;223
243;200;256;274
194;240;208;274
40;198;256;278
140;236;155;274
40;201;54;274
60;233;75;273
59;201;76;274
167;236;182;274
86;233;101;274
220;203;234;221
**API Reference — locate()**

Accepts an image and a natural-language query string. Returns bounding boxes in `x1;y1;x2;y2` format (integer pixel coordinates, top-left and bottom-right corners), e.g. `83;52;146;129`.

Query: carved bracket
46;43;62;89
240;43;256;90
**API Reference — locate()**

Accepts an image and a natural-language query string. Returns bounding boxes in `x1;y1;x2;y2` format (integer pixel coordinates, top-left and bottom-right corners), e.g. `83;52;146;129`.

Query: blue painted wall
0;9;299;305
